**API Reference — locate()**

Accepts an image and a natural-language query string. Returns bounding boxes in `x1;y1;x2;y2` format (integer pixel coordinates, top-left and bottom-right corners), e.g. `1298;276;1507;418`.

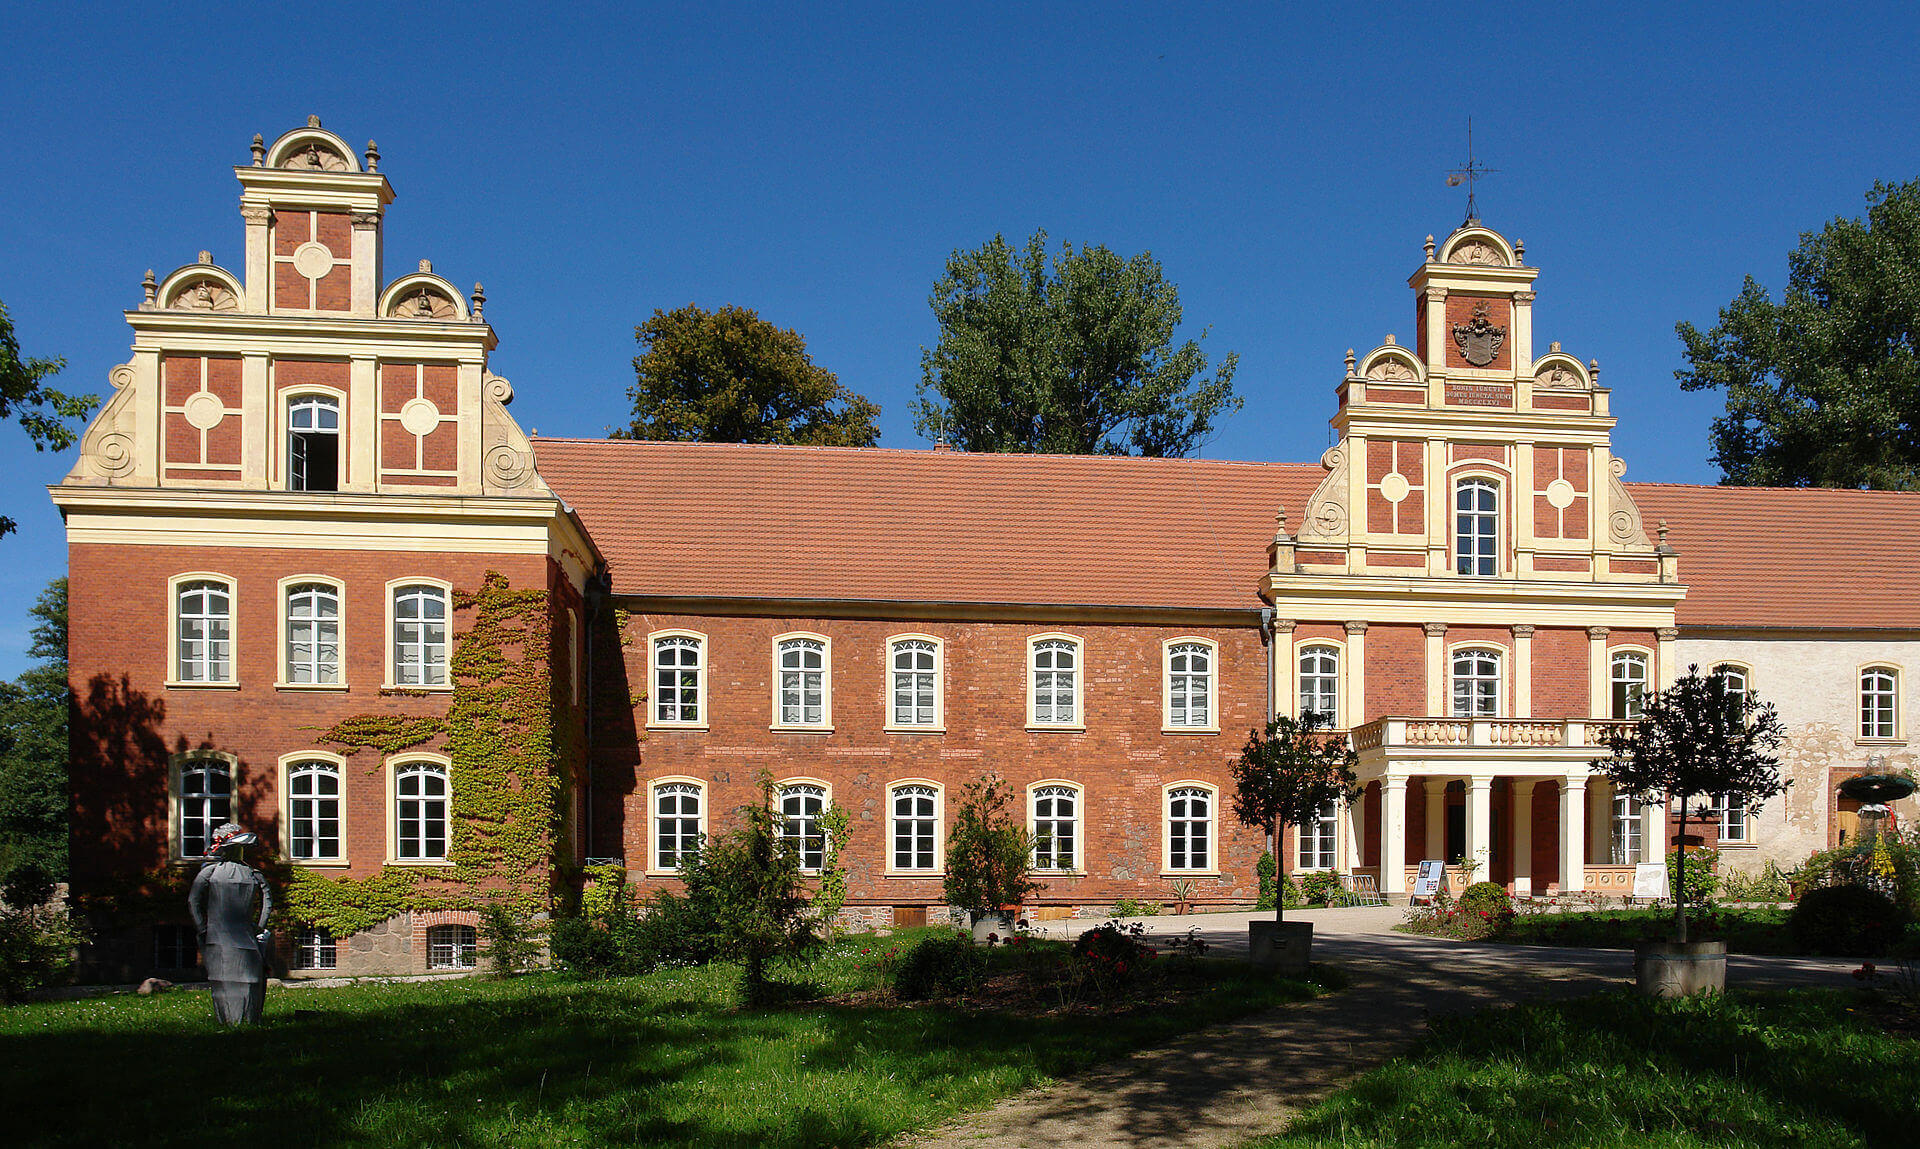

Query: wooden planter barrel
1634;939;1727;997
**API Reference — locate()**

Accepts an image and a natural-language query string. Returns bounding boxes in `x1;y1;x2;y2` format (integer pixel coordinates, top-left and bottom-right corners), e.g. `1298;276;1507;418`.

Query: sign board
1633;861;1670;901
1411;860;1445;904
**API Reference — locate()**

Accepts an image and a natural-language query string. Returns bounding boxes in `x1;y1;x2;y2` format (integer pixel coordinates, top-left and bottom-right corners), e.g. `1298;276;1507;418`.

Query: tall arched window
285;583;341;684
288;395;341;492
890;784;938;871
177;757;232;859
1167;786;1213;871
890;638;939;728
653;781;703;870
175;579;233;683
1450;649;1501;717
1610;792;1642;865
775;637;828;727
394;762;449;862
1298;645;1339;726
1166;642;1213;728
287;761;342;860
1031;637;1080;727
777;782;826;871
392;584;449;687
1031;784;1080;871
1861;667;1899;739
652;634;704;725
1610;651;1649;720
1298;800;1338;870
1454;479;1498;576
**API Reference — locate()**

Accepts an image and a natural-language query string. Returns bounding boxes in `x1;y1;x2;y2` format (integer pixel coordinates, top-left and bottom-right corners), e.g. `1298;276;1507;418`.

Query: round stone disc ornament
182;391;225;431
292;241;335;280
1545;478;1577;509
398;397;442;437
1379;472;1410;504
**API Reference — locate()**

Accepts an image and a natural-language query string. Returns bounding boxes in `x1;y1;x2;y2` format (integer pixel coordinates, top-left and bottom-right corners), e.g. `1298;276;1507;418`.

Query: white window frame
294;925;337;971
885;634;945;732
1453;477;1500;577
1029;780;1083;873
1715;792;1751;843
1296;799;1339;871
1163;638;1218;733
775;778;831;872
885;779;943;876
1610;649;1651;721
1711;663;1751;723
280;752;347;865
388;754;453;865
168;573;238;688
170;750;236;862
1450;646;1503;718
1027;633;1085;731
286;392;344;492
1297;642;1341;727
647;630;708;730
385;578;452;691
770;632;832;731
1162;781;1218;874
648;776;706;875
277;575;345;690
426;923;477;970
1860;665;1901;741
1610;791;1642;865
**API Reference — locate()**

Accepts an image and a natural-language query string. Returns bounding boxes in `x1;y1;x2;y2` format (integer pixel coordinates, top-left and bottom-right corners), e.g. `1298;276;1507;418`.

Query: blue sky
1;3;1917;677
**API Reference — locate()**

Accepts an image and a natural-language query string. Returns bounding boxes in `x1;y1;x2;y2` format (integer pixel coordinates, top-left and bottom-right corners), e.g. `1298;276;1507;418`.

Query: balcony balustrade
1350;716;1632;752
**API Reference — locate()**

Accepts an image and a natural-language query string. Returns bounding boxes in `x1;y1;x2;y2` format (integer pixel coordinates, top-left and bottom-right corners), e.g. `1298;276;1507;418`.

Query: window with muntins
1167;787;1212;870
392;585;448;686
778;783;826;870
176;580;232;683
1454;479;1498;576
777;638;827;726
1167;643;1212;728
1861;668;1898;739
1712;664;1750;724
427;924;476;969
1610;792;1642;865
288;761;341;860
179;759;232;859
1032;639;1079;725
1298;800;1338;869
891;785;937;870
153;924;200;969
653;636;703;725
890;639;938;727
1032;785;1079;871
1298;646;1339;726
285;583;341;684
1451;649;1501;717
1716;792;1750;842
654;782;702;870
395;763;449;861
1610;652;1648;720
288;395;341;492
295;926;337;970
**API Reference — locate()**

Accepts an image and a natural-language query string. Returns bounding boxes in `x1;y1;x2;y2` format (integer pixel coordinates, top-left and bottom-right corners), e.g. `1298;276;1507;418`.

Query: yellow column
1344;621;1368;727
1512;779;1537;896
1425;622;1448;715
1382;775;1408;893
1587;626;1610;717
1512;624;1534;718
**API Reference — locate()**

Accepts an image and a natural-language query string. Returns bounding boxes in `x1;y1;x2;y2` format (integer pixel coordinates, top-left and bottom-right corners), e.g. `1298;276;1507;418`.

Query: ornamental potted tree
1592;666;1786;996
943;775;1041;942
1231;713;1362;974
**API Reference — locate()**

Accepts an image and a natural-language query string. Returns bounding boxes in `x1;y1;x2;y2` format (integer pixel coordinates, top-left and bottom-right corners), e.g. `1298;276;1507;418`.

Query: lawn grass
1498;906;1799;953
1243;988;1918;1149
0;929;1332;1148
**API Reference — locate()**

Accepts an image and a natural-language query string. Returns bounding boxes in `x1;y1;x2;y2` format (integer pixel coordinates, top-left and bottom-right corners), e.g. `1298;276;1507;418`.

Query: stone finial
1344;348;1356;374
1589;358;1601;384
1383;333;1396;346
250;133;265;167
471;283;486;321
365;140;380;172
1268;506;1296;574
141;269;157;308
1424;234;1436;260
198;250;211;265
418;259;432;273
1515;238;1525;261
1274;506;1290;540
1550;341;1561;352
307;114;322;128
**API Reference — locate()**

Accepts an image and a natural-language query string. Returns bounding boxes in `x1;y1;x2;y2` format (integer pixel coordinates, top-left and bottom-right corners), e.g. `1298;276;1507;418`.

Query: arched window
1031;784;1080;871
176;579;233;683
1031;637;1080;727
1610;792;1642;865
890;784;938;871
1861;667;1899;739
1610;651;1649;720
653;781;703;870
177;757;232;859
1167;786;1213;871
288;395;341;492
777;782;827;871
775;637;828;727
287;761;341;860
1297;800;1337;870
394;762;449;862
392;584;449;687
1450;649;1501;717
652;634;704;726
1298;646;1340;726
285;583;341;684
426;923;476;969
890;638;939;728
1454;479;1499;576
1166;642;1213;728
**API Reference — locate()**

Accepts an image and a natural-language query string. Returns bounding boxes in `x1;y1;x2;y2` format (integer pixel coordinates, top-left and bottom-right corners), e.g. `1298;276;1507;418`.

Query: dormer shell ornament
1437;226;1516;267
1531;350;1591;390
157;262;245;313
263;121;361;174
1360;343;1423;383
378;270;469;322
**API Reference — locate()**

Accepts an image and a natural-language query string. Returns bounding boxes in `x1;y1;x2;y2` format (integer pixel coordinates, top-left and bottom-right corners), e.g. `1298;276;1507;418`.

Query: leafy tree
1592;667;1787;942
1676;179;1920;488
615;303;880;446
914;230;1241;456
674;772;817;1004
1230;713;1361;923
0;579;71;905
1;301;98;538
943;775;1040;923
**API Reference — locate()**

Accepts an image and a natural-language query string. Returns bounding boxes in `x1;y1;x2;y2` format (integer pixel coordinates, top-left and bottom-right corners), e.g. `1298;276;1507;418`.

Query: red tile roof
532;439;1920;629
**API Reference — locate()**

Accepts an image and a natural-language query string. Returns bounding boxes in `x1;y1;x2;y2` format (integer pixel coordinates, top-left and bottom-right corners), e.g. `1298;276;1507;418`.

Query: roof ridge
533;437;1321;469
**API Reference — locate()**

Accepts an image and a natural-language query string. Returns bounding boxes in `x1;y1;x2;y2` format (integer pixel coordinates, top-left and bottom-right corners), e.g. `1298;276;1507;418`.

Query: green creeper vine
814;804;852;937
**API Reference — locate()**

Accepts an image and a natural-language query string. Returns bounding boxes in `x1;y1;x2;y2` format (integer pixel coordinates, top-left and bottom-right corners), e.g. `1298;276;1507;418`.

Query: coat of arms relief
1450;301;1507;367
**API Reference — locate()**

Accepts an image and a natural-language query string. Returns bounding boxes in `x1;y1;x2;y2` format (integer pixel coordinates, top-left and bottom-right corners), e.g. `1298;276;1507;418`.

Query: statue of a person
188;822;273;1025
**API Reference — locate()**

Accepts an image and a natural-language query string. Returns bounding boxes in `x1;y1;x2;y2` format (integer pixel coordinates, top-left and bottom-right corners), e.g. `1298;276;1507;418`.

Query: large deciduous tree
1591;666;1786;942
0;579;72;905
615;303;880;447
1676;179;1920;488
1230;714;1362;923
914;230;1241;456
1;300;99;538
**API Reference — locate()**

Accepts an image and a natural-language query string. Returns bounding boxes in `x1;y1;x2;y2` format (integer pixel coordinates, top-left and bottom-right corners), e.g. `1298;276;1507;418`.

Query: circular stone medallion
292;241;335;280
1379;471;1411;504
398;397;442;437
182;391;225;431
1545;478;1577;509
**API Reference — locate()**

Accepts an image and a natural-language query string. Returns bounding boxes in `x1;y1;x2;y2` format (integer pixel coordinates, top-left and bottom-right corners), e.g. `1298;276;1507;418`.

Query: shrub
477;903;544;977
1112;897;1162;918
1255;850;1277;910
893;929;987;1000
1072;920;1155;1001
1789;884;1909;956
1721;859;1794;902
1669;848;1721;905
0;900;86;1003
1299;871;1341;906
1458;881;1515;932
1793;829;1920;915
549;915;626;976
944;775;1040;924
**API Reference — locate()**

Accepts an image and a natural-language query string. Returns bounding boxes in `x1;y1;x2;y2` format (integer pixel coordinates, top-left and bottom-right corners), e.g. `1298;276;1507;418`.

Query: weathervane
1445;118;1499;225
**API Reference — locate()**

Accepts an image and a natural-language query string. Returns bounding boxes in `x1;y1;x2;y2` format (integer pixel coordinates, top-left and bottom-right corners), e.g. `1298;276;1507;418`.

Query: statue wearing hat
188;822;274;1025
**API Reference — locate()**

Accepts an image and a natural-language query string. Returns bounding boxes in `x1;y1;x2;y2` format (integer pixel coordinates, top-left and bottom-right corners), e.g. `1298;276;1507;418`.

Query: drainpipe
1260;606;1275;719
